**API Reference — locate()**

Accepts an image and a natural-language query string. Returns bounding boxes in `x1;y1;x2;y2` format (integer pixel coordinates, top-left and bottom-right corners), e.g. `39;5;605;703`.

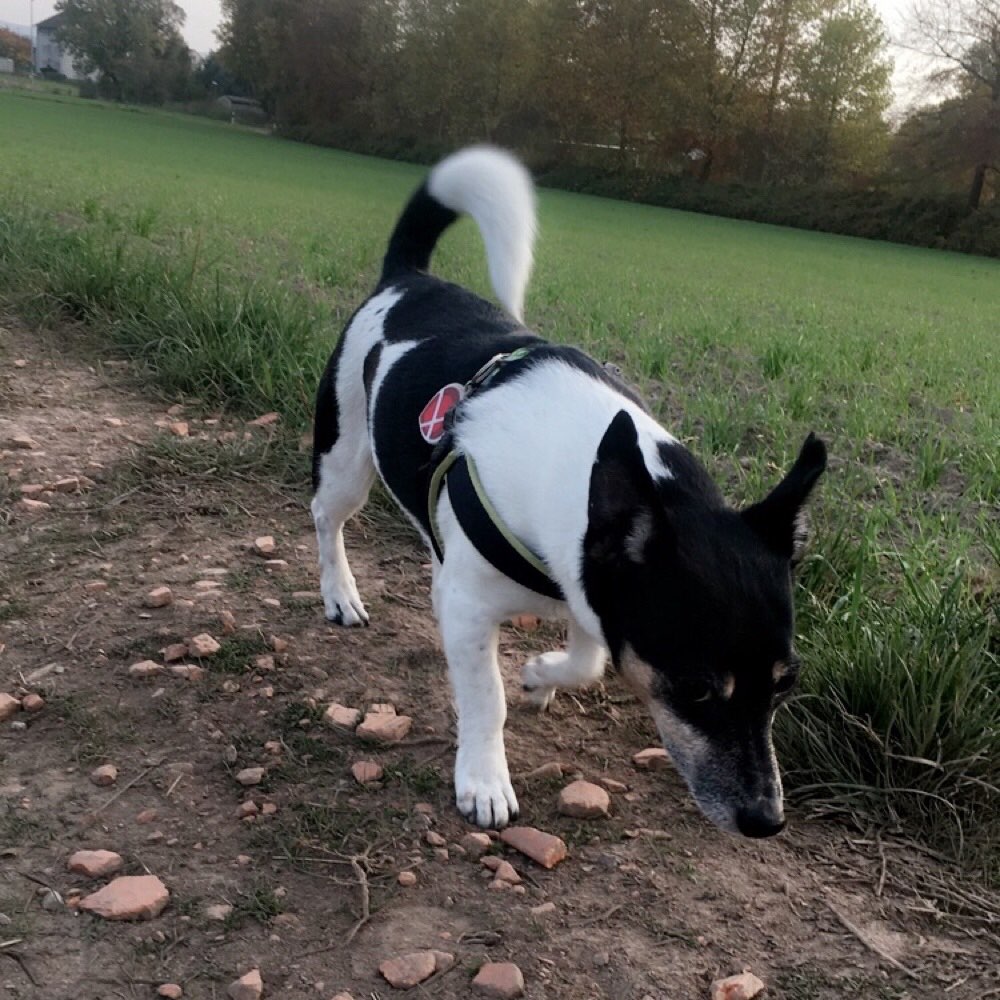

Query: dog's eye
676;680;714;704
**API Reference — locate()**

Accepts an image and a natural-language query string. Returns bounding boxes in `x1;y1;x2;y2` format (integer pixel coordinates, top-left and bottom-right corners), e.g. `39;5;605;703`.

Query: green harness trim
428;449;553;581
428;448;460;552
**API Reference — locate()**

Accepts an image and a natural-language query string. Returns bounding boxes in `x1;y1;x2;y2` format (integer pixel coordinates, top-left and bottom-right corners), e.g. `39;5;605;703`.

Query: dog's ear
742;433;827;562
586;410;664;566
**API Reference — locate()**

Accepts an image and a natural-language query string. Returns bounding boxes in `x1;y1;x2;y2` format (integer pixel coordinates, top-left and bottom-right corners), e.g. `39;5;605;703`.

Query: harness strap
428;451;564;602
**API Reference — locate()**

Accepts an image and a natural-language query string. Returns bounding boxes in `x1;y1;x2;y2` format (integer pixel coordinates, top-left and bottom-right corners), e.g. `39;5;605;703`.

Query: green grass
1;89;997;872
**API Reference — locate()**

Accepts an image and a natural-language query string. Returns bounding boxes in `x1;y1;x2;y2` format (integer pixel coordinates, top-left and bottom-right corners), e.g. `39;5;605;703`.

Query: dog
311;146;827;836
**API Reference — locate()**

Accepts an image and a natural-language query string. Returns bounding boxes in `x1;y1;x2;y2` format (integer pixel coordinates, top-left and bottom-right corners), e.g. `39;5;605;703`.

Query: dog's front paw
455;753;519;829
324;597;369;627
521;652;562;711
321;578;370;627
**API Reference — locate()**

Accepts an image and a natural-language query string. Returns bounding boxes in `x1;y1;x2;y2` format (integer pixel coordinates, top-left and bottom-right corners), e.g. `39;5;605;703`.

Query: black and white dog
312;147;826;836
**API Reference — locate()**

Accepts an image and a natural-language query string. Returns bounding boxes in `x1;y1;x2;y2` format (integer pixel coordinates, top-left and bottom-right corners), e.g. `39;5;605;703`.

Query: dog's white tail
380;146;536;322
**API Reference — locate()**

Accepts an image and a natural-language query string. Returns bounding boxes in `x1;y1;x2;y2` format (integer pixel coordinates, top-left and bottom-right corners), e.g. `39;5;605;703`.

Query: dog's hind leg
521;620;607;710
312;435;374;627
311;296;399;627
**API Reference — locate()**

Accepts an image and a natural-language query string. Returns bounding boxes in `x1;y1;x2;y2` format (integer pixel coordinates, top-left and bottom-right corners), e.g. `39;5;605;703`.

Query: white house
34;13;88;80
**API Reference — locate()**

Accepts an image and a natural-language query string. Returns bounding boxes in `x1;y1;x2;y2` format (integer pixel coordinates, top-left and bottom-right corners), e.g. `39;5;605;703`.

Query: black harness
426;348;565;601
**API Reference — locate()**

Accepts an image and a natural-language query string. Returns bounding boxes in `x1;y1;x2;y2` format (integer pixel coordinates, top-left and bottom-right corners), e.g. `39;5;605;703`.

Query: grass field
2;86;998;872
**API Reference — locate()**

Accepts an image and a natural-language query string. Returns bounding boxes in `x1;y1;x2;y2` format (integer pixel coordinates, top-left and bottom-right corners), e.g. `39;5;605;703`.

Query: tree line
216;0;895;190
46;0;1000;251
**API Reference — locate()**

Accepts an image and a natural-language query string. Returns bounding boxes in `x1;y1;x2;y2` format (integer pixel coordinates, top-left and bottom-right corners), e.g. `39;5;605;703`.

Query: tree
533;0;693;169
54;0;194;103
908;0;1000;207
0;27;32;71
684;0;776;180
785;0;892;182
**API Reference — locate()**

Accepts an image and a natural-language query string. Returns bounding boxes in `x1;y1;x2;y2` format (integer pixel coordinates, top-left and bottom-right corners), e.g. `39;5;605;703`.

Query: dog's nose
735;800;785;838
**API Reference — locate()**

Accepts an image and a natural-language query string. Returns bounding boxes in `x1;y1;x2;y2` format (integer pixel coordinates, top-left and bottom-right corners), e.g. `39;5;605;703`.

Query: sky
1;0;931;112
1;0;224;52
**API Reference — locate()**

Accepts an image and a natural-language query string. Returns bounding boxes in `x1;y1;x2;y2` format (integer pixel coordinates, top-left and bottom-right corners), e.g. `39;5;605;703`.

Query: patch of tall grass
779;520;999;874
0;208;326;426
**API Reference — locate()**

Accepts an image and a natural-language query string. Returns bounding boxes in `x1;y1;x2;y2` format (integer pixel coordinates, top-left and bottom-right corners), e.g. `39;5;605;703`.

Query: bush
535;165;1000;258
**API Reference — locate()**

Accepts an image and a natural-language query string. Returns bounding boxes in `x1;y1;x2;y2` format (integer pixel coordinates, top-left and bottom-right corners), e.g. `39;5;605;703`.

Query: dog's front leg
521;619;607;710
436;588;518;829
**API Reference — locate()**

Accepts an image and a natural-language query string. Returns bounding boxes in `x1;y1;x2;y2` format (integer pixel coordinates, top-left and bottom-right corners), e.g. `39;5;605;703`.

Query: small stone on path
169;421;189;437
510;614;539;631
161;642;188;662
188;633;221;657
472;961;525;998
600;777;629;793
170;664;205;681
0;693;21;721
144;586;173;608
9;434;38;450
397;870;417;887
253;536;276;556
432;951;455;973
227;968;264;1000
128;659;163;678
90;764;118;787
324;703;361;729
18;497;50;513
494;860;521;884
460;832;492;858
236;767;265;786
633;747;670;770
499;826;567;869
356;711;412;743
157;986;183;999
79;875;169;920
248;412;279;427
351;761;383;784
21;693;45;713
524;761;563;780
558;780;611;819
68;850;124;878
378;951;437;989
205;902;234;921
710;972;766;1000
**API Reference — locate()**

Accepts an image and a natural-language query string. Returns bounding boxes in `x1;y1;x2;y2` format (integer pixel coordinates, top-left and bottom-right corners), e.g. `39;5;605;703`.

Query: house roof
35;13;66;32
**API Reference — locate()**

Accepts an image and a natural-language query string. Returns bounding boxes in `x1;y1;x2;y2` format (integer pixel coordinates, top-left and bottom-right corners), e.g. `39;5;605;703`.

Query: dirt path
0;320;994;1000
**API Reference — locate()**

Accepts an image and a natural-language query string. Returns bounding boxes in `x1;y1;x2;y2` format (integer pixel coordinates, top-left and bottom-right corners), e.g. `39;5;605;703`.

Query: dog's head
583;411;827;838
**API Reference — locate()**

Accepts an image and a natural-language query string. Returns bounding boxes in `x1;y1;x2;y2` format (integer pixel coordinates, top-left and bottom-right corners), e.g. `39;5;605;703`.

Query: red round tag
418;383;465;444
